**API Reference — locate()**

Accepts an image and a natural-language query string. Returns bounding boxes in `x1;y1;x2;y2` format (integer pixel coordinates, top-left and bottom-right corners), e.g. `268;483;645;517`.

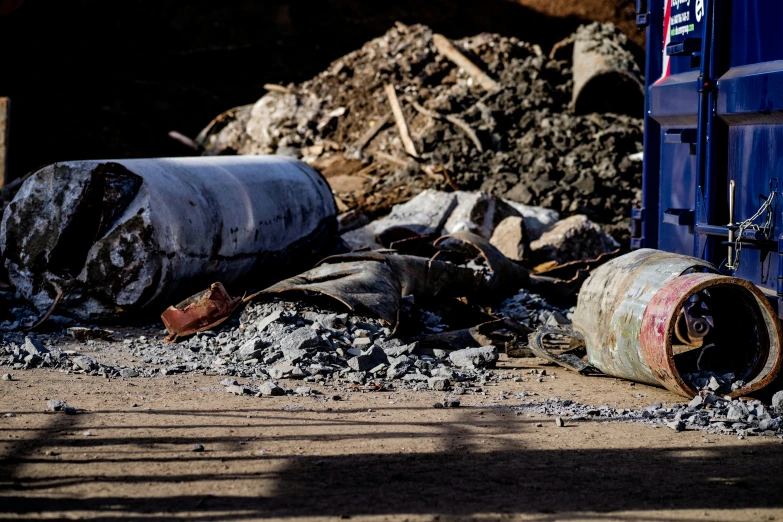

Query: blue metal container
635;0;783;316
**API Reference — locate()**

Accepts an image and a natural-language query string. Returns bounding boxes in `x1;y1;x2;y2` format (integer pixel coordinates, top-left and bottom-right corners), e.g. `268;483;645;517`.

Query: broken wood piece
384;84;418;158
350;112;392;154
432;34;500;92
264;83;291;94
374;151;410;169
26;290;63;331
411;102;483;153
0;97;7;188
168;130;201;151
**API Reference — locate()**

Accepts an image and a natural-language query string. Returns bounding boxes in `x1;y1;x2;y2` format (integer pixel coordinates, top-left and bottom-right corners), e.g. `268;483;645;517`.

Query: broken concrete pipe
0;156;337;320
570;23;644;116
572;249;783;398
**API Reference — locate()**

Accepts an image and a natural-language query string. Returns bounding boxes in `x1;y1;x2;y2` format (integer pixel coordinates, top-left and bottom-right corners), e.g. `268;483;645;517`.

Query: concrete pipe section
0;156;338;320
572;249;783;398
570;23;644;116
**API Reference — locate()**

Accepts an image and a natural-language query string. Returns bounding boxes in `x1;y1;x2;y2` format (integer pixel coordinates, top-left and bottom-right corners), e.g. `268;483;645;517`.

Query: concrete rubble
513;393;783;440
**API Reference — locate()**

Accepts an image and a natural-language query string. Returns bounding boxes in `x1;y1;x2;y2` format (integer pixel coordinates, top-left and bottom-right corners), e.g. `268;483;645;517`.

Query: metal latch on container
630;205;644;249
666;38;702;56
664;129;697;144
667;37;702;67
635;0;649;28
664;208;695;227
664;129;698;154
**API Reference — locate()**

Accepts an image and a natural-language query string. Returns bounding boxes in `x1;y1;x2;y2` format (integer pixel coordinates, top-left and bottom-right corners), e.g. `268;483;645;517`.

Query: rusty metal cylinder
1;156;337;320
572;249;783;397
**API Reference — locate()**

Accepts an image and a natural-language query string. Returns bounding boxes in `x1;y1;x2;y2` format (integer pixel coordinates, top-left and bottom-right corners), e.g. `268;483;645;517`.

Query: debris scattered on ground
197;22;643;242
513;394;783;439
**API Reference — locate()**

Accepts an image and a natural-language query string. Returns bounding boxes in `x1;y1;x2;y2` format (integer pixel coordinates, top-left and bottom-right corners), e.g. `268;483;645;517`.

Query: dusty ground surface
2;353;783;521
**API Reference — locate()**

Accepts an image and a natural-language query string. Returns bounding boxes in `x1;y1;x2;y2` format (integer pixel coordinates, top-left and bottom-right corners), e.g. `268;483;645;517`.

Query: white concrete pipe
1;156;337;320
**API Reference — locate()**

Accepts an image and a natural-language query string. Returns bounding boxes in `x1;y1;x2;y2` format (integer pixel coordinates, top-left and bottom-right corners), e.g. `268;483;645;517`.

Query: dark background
0;0;639;182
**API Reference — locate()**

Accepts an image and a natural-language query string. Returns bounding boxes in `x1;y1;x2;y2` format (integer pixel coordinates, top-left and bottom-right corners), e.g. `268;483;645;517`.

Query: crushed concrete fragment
258;381;285;397
489;216;528;261
529;215;619;264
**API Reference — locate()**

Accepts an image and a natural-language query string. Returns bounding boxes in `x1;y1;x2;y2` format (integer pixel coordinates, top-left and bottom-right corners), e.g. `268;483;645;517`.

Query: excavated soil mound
199;22;643;242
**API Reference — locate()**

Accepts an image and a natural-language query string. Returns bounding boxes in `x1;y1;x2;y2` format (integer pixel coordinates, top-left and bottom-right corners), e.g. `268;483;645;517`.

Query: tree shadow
0;404;781;520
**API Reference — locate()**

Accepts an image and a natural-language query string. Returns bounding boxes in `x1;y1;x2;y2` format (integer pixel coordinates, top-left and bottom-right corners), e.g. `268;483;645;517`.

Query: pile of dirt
199;22;643;243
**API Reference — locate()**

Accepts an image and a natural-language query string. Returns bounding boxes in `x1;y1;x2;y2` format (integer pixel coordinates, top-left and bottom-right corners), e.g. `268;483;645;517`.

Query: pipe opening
47;163;141;280
672;284;770;394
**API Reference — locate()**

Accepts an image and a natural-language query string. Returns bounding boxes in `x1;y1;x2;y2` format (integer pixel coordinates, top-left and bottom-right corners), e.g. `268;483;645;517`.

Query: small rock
220;378;239;387
72;356;97;372
771;390;783;414
258;381;285;397
529;214;619;264
428;377;450;391
555;417;565;427
47;399;67;412
119;368;139;379
433;402;444;409
489;216;528;261
688;395;704;410
24;336;48;356
295;386;312;396
443;398;461;408
238;337;265;360
280;328;322;359
256;310;282;333
192;444;205;452
2;374;12;381
225;385;250;396
666;420;685;432
448;346;498;369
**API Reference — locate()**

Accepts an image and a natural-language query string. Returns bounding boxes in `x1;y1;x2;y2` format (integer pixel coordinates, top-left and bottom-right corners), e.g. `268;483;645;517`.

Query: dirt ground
2;353;783;521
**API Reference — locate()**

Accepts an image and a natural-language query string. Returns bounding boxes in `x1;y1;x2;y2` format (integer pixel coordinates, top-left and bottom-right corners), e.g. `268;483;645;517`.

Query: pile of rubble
198;22;643;241
516;392;783;440
0;285;571;388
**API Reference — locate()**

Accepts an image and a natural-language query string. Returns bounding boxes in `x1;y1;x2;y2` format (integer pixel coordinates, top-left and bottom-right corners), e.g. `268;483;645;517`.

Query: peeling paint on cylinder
573;249;783;398
572;249;714;387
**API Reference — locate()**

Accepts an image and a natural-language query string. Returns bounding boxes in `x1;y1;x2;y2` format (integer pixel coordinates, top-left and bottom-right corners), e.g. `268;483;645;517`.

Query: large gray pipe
1;156;337;320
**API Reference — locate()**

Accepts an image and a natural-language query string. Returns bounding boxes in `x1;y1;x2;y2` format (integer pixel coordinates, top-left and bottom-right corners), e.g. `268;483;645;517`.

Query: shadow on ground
0;404;780;520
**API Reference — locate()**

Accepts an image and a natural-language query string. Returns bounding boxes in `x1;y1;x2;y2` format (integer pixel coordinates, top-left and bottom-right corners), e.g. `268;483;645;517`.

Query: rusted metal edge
161;282;243;342
640;273;783;398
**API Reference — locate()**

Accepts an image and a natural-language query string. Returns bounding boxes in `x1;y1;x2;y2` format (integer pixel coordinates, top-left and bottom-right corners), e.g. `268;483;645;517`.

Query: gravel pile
0;292;568;389
494;289;573;328
513;392;783;439
200;22;643;241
